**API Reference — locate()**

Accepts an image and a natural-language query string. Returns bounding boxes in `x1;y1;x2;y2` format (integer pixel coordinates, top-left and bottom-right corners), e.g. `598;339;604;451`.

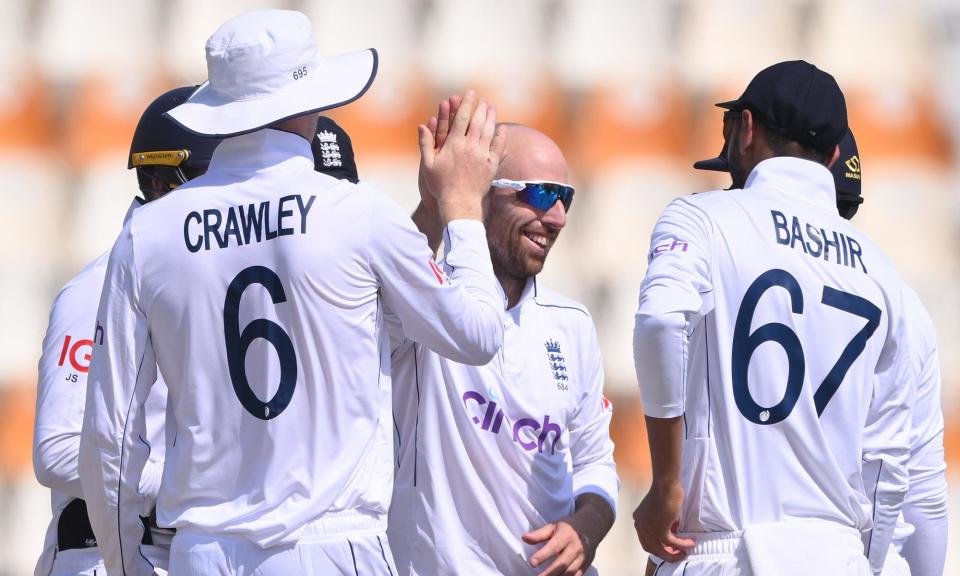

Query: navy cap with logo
312;116;359;183
832;129;863;219
717;60;848;153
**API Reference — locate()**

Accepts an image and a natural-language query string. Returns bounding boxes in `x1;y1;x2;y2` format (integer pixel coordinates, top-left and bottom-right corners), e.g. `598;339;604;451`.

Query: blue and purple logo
461;391;562;455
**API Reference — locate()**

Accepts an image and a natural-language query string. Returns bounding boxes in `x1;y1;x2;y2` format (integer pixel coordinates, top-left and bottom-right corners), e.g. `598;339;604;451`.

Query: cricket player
78;9;505;576
33;85;222;576
632;61;913;576
388;121;619;575
829;132;949;576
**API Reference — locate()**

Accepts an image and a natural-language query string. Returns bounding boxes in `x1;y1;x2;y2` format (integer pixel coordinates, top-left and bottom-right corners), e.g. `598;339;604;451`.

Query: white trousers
880;547;911;576
169;525;397;576
48;545;169;576
653;521;872;576
651;531;748;576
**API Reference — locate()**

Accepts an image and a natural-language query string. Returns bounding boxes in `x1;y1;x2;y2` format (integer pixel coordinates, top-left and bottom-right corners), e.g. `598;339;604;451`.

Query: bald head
494;123;569;184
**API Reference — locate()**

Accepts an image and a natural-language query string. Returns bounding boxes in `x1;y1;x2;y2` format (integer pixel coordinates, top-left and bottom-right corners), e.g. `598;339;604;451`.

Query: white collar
207;128;314;174
743;156;837;212
122;197;143;224
500;276;538;311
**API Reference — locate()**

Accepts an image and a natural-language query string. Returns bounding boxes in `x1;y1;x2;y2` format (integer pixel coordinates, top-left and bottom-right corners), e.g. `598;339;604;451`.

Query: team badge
545;338;569;391
316;130;343;169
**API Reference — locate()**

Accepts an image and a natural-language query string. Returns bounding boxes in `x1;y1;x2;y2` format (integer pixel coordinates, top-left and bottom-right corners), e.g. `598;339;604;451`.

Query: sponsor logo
652;237;689;256
545;339;568;391
844;155;861;180
58;334;97;374
461;391;562;455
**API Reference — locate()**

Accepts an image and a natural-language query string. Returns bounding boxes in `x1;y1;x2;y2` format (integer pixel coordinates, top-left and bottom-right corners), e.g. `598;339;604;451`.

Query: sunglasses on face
491;179;575;213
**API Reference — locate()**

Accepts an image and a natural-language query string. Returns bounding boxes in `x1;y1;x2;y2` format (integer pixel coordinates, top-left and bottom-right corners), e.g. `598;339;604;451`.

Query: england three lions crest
545;338;569;391
316;130;343;168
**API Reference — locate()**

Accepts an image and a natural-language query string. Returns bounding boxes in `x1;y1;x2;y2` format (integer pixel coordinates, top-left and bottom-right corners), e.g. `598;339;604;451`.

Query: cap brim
164;48;378;138
693;139;730;172
693;156;730;172
715;99;740;110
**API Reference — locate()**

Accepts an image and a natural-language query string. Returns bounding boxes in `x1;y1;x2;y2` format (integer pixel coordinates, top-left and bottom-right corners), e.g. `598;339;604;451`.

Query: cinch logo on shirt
652;237;689;256
461;391;562;455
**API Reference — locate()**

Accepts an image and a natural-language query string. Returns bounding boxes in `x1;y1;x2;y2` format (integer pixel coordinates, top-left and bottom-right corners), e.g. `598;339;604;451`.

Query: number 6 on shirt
732;268;882;425
223;265;298;420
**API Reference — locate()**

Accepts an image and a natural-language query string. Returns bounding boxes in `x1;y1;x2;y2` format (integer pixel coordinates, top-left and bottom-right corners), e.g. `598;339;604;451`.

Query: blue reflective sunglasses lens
518;183;574;212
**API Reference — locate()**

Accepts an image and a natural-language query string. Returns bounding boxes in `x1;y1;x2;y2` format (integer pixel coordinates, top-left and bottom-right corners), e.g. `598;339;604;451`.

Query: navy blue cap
128;86;222;170
312;116;359;184
717;60;848;153
832;129;863;219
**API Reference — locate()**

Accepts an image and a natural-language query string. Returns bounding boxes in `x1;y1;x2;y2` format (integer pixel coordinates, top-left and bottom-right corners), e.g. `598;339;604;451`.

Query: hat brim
693;139;730;172
715;99;740;110
164;48;378;138
693;155;730;172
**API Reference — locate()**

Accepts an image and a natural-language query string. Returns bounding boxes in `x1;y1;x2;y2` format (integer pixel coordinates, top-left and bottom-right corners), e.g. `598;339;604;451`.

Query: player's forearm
412;201;443;254
645;415;684;491
567;492;616;561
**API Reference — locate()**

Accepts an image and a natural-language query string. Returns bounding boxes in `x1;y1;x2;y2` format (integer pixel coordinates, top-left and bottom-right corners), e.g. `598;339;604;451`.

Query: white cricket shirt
34;201;168;576
634;157;913;573
78;129;504;576
887;285;948;576
389;277;618;576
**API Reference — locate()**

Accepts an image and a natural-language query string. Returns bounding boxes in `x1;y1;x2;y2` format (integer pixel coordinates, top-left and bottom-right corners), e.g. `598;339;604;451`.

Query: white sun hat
165;9;377;137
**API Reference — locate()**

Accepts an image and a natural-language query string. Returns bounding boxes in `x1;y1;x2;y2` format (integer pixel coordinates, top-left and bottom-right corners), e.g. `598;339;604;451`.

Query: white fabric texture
886;285;948;576
634;157;913;575
78;128;503;576
34;201;168;576
389;278;617;575
169;526;395;576
743;520;871;576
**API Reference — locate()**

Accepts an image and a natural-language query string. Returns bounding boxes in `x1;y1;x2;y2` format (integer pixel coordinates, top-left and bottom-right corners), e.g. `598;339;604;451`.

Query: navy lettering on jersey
239;202;266;244
183;195;317;252
770;210;867;273
184;212;203;253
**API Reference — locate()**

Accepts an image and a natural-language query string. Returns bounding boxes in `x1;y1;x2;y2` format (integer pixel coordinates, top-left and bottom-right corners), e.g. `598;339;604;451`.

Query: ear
825;144;841;169
738;108;755;153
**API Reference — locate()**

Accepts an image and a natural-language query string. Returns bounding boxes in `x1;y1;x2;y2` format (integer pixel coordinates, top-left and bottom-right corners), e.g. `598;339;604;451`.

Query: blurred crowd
1;0;959;574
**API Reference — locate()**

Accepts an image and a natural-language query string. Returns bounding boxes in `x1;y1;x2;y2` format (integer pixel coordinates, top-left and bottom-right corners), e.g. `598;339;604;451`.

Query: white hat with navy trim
166;9;377;137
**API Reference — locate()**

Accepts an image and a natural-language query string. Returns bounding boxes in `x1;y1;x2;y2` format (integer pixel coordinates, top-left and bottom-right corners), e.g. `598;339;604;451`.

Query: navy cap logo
844;155;861;180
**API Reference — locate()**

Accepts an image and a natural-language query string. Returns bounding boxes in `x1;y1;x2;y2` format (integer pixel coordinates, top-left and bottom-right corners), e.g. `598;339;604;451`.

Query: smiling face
483;125;569;298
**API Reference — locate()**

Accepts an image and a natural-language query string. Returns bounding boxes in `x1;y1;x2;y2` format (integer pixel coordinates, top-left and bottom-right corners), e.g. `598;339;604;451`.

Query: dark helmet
832;129;863;219
128;86;222;194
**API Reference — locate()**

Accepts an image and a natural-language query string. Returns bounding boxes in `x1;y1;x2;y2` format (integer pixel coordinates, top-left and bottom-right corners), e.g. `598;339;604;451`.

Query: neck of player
496;270;527;310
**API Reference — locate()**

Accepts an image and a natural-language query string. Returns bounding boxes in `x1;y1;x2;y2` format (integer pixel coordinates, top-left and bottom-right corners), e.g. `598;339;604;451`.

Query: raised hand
418;91;506;224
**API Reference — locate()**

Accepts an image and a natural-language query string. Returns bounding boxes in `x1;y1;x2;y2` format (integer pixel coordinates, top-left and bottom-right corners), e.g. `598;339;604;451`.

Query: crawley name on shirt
183;194;316;252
